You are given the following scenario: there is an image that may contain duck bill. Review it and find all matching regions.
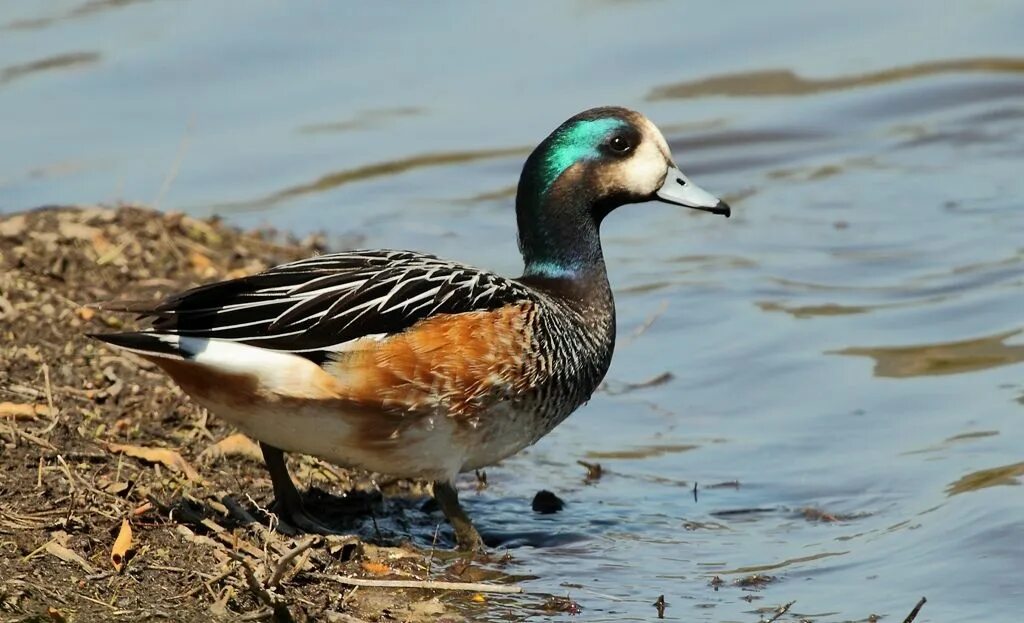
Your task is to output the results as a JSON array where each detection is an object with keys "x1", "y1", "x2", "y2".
[{"x1": 655, "y1": 165, "x2": 731, "y2": 217}]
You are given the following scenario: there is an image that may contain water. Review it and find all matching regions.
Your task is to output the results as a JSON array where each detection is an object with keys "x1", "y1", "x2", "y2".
[{"x1": 3, "y1": 1, "x2": 1023, "y2": 620}]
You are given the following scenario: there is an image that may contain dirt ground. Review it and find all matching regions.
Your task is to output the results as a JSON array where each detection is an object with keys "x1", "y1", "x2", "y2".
[{"x1": 0, "y1": 206, "x2": 532, "y2": 623}]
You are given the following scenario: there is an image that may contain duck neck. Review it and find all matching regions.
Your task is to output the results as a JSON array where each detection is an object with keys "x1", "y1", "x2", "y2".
[{"x1": 516, "y1": 171, "x2": 609, "y2": 286}]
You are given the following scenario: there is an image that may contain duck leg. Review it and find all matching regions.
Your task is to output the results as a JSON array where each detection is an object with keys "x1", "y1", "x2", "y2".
[
  {"x1": 260, "y1": 442, "x2": 338, "y2": 535},
  {"x1": 433, "y1": 480, "x2": 485, "y2": 551}
]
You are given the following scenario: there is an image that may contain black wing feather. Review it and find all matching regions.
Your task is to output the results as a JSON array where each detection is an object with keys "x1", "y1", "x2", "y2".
[{"x1": 134, "y1": 250, "x2": 532, "y2": 363}]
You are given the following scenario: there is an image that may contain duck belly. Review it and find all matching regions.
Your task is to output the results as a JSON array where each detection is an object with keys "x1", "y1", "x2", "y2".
[
  {"x1": 194, "y1": 393, "x2": 469, "y2": 481},
  {"x1": 457, "y1": 399, "x2": 573, "y2": 473},
  {"x1": 193, "y1": 393, "x2": 564, "y2": 481}
]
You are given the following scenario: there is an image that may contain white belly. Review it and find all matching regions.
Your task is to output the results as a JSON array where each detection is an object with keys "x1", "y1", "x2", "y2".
[{"x1": 194, "y1": 395, "x2": 554, "y2": 482}]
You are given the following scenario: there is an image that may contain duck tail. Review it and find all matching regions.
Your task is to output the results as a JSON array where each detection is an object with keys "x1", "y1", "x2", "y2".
[{"x1": 87, "y1": 332, "x2": 188, "y2": 360}]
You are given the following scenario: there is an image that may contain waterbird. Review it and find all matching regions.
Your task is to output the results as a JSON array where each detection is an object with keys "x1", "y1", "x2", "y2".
[{"x1": 90, "y1": 106, "x2": 731, "y2": 550}]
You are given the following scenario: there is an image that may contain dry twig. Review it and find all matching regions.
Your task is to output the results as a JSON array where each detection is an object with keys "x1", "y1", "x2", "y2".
[
  {"x1": 267, "y1": 536, "x2": 320, "y2": 588},
  {"x1": 226, "y1": 551, "x2": 295, "y2": 623},
  {"x1": 902, "y1": 597, "x2": 927, "y2": 623},
  {"x1": 314, "y1": 573, "x2": 524, "y2": 594},
  {"x1": 0, "y1": 421, "x2": 58, "y2": 451},
  {"x1": 765, "y1": 600, "x2": 795, "y2": 623},
  {"x1": 40, "y1": 362, "x2": 60, "y2": 434}
]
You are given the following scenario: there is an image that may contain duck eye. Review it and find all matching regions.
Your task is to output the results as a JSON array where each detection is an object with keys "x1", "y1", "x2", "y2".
[{"x1": 608, "y1": 135, "x2": 631, "y2": 153}]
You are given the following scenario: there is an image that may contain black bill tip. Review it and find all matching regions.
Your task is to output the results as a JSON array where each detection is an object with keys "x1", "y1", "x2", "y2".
[{"x1": 709, "y1": 200, "x2": 731, "y2": 218}]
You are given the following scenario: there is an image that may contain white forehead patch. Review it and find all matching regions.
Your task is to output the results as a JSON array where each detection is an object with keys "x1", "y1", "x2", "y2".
[{"x1": 637, "y1": 115, "x2": 672, "y2": 161}]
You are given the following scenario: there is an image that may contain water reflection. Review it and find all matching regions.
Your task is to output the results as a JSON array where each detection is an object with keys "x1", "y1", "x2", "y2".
[
  {"x1": 2, "y1": 0, "x2": 148, "y2": 31},
  {"x1": 905, "y1": 431, "x2": 999, "y2": 456},
  {"x1": 947, "y1": 462, "x2": 1024, "y2": 495},
  {"x1": 0, "y1": 52, "x2": 100, "y2": 86},
  {"x1": 453, "y1": 185, "x2": 518, "y2": 204},
  {"x1": 297, "y1": 107, "x2": 424, "y2": 135},
  {"x1": 834, "y1": 329, "x2": 1024, "y2": 378},
  {"x1": 758, "y1": 301, "x2": 869, "y2": 318},
  {"x1": 649, "y1": 57, "x2": 1024, "y2": 100},
  {"x1": 716, "y1": 551, "x2": 849, "y2": 576},
  {"x1": 214, "y1": 146, "x2": 528, "y2": 212},
  {"x1": 584, "y1": 444, "x2": 698, "y2": 460}
]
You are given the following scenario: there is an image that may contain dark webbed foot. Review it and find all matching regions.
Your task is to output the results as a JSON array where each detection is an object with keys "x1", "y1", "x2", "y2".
[
  {"x1": 266, "y1": 496, "x2": 341, "y2": 535},
  {"x1": 260, "y1": 442, "x2": 340, "y2": 535},
  {"x1": 433, "y1": 480, "x2": 485, "y2": 552}
]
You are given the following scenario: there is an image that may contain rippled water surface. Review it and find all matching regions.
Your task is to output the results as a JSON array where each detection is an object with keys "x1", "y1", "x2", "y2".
[{"x1": 3, "y1": 2, "x2": 1023, "y2": 621}]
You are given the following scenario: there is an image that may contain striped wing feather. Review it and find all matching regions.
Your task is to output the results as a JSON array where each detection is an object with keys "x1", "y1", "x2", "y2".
[{"x1": 139, "y1": 250, "x2": 533, "y2": 362}]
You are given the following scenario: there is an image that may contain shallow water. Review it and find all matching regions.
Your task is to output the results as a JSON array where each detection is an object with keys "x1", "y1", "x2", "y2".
[{"x1": 3, "y1": 1, "x2": 1024, "y2": 620}]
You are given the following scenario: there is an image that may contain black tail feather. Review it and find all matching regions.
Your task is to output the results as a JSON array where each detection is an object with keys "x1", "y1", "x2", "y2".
[{"x1": 87, "y1": 332, "x2": 184, "y2": 358}]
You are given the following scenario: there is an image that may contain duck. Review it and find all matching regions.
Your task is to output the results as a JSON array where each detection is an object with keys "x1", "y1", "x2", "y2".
[{"x1": 90, "y1": 106, "x2": 730, "y2": 550}]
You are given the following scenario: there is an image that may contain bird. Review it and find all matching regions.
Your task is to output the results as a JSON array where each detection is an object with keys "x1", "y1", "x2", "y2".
[{"x1": 90, "y1": 106, "x2": 731, "y2": 550}]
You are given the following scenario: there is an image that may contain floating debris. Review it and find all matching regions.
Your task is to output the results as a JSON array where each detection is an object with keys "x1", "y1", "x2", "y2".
[
  {"x1": 653, "y1": 594, "x2": 667, "y2": 618},
  {"x1": 531, "y1": 490, "x2": 565, "y2": 514}
]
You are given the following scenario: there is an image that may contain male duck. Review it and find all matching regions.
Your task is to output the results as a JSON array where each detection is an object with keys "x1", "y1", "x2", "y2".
[{"x1": 92, "y1": 106, "x2": 730, "y2": 550}]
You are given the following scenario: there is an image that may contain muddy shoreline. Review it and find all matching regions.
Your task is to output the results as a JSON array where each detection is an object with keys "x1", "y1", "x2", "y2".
[{"x1": 0, "y1": 205, "x2": 536, "y2": 622}]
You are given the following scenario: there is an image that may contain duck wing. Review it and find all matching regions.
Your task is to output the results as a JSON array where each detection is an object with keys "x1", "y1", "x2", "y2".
[{"x1": 122, "y1": 250, "x2": 534, "y2": 364}]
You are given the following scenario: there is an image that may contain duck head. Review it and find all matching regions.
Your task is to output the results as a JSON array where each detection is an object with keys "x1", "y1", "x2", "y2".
[{"x1": 517, "y1": 106, "x2": 730, "y2": 278}]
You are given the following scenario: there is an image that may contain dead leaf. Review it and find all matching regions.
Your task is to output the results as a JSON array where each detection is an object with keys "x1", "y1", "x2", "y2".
[
  {"x1": 100, "y1": 480, "x2": 131, "y2": 496},
  {"x1": 111, "y1": 518, "x2": 133, "y2": 572},
  {"x1": 57, "y1": 221, "x2": 101, "y2": 241},
  {"x1": 44, "y1": 540, "x2": 96, "y2": 574},
  {"x1": 47, "y1": 607, "x2": 67, "y2": 623},
  {"x1": 0, "y1": 295, "x2": 16, "y2": 321},
  {"x1": 105, "y1": 442, "x2": 203, "y2": 482},
  {"x1": 0, "y1": 402, "x2": 48, "y2": 420},
  {"x1": 174, "y1": 524, "x2": 222, "y2": 553},
  {"x1": 188, "y1": 251, "x2": 214, "y2": 276},
  {"x1": 179, "y1": 216, "x2": 223, "y2": 245},
  {"x1": 407, "y1": 598, "x2": 447, "y2": 617},
  {"x1": 0, "y1": 214, "x2": 26, "y2": 238},
  {"x1": 89, "y1": 231, "x2": 113, "y2": 256},
  {"x1": 802, "y1": 507, "x2": 839, "y2": 522},
  {"x1": 199, "y1": 433, "x2": 263, "y2": 464},
  {"x1": 360, "y1": 561, "x2": 393, "y2": 576}
]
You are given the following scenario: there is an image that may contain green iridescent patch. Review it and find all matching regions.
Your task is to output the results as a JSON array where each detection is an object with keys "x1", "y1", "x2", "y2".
[{"x1": 541, "y1": 118, "x2": 626, "y2": 192}]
